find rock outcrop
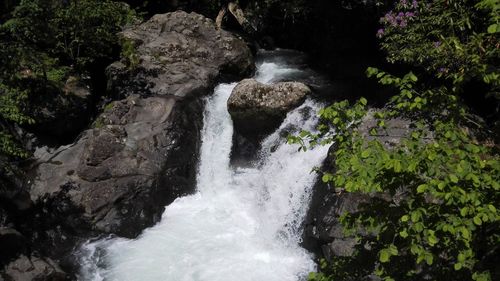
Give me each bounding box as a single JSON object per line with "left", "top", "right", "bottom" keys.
{"left": 30, "top": 95, "right": 202, "bottom": 238}
{"left": 107, "top": 11, "right": 254, "bottom": 99}
{"left": 22, "top": 10, "right": 254, "bottom": 274}
{"left": 227, "top": 79, "right": 310, "bottom": 135}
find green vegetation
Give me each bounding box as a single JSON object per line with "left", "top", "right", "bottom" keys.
{"left": 290, "top": 0, "right": 500, "bottom": 280}
{"left": 121, "top": 37, "right": 140, "bottom": 69}
{"left": 0, "top": 0, "right": 137, "bottom": 158}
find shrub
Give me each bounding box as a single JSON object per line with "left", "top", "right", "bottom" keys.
{"left": 292, "top": 0, "right": 500, "bottom": 280}
{"left": 0, "top": 0, "right": 137, "bottom": 157}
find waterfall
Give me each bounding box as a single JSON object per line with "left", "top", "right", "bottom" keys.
{"left": 77, "top": 51, "right": 329, "bottom": 281}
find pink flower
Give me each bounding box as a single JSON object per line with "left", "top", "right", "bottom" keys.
{"left": 377, "top": 28, "right": 385, "bottom": 38}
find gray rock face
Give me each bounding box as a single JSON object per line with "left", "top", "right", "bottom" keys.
{"left": 31, "top": 95, "right": 201, "bottom": 238}
{"left": 29, "top": 10, "right": 254, "bottom": 246}
{"left": 1, "top": 255, "right": 66, "bottom": 281}
{"left": 227, "top": 79, "right": 310, "bottom": 134}
{"left": 107, "top": 11, "right": 255, "bottom": 99}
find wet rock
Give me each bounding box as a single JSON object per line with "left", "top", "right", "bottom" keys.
{"left": 227, "top": 78, "right": 310, "bottom": 135}
{"left": 1, "top": 255, "right": 66, "bottom": 281}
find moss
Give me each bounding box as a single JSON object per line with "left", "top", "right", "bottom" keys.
{"left": 92, "top": 117, "right": 105, "bottom": 129}
{"left": 120, "top": 38, "right": 140, "bottom": 69}
{"left": 46, "top": 66, "right": 70, "bottom": 85}
{"left": 104, "top": 102, "right": 115, "bottom": 111}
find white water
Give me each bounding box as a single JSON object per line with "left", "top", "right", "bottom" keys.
{"left": 78, "top": 53, "right": 329, "bottom": 281}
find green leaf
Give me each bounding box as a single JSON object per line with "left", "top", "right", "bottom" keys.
{"left": 379, "top": 250, "right": 390, "bottom": 263}
{"left": 450, "top": 174, "right": 459, "bottom": 183}
{"left": 473, "top": 216, "right": 482, "bottom": 225}
{"left": 428, "top": 234, "right": 438, "bottom": 245}
{"left": 411, "top": 211, "right": 421, "bottom": 222}
{"left": 388, "top": 244, "right": 399, "bottom": 255}
{"left": 458, "top": 253, "right": 465, "bottom": 262}
{"left": 394, "top": 160, "right": 402, "bottom": 173}
{"left": 488, "top": 204, "right": 496, "bottom": 212}
{"left": 360, "top": 97, "right": 367, "bottom": 105}
{"left": 461, "top": 227, "right": 470, "bottom": 240}
{"left": 417, "top": 184, "right": 427, "bottom": 193}
{"left": 425, "top": 253, "right": 434, "bottom": 265}
{"left": 361, "top": 149, "right": 371, "bottom": 158}
{"left": 487, "top": 23, "right": 498, "bottom": 33}
{"left": 472, "top": 272, "right": 491, "bottom": 281}
{"left": 408, "top": 72, "right": 418, "bottom": 82}
{"left": 366, "top": 67, "right": 379, "bottom": 77}
{"left": 322, "top": 173, "right": 333, "bottom": 183}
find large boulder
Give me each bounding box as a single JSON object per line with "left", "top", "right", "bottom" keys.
{"left": 30, "top": 95, "right": 201, "bottom": 238}
{"left": 227, "top": 78, "right": 311, "bottom": 134}
{"left": 107, "top": 11, "right": 255, "bottom": 99}
{"left": 27, "top": 10, "right": 254, "bottom": 264}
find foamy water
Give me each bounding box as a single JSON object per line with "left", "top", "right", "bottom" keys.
{"left": 77, "top": 52, "right": 328, "bottom": 281}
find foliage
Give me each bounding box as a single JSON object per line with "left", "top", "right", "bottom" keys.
{"left": 0, "top": 0, "right": 137, "bottom": 157}
{"left": 5, "top": 0, "right": 137, "bottom": 70}
{"left": 52, "top": 0, "right": 137, "bottom": 69}
{"left": 120, "top": 37, "right": 140, "bottom": 69}
{"left": 291, "top": 0, "right": 500, "bottom": 280}
{"left": 377, "top": 0, "right": 499, "bottom": 98}
{"left": 293, "top": 75, "right": 499, "bottom": 281}
{"left": 0, "top": 85, "right": 34, "bottom": 158}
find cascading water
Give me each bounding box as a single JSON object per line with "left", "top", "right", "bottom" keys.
{"left": 78, "top": 50, "right": 329, "bottom": 281}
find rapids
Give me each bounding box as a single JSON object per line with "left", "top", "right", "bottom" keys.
{"left": 77, "top": 50, "right": 329, "bottom": 281}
